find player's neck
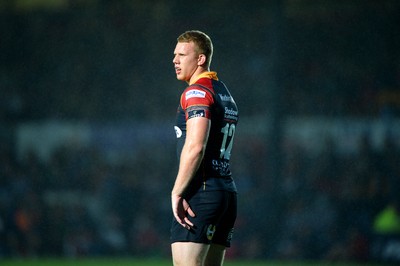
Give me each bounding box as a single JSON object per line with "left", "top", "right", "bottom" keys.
{"left": 189, "top": 68, "right": 211, "bottom": 85}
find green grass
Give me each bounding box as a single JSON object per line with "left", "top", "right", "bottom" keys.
{"left": 0, "top": 258, "right": 384, "bottom": 266}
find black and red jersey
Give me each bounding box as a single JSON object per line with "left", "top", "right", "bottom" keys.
{"left": 174, "top": 72, "right": 239, "bottom": 194}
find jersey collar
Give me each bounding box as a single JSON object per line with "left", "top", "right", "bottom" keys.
{"left": 189, "top": 71, "right": 218, "bottom": 85}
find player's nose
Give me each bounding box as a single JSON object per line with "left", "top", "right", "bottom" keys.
{"left": 172, "top": 54, "right": 179, "bottom": 64}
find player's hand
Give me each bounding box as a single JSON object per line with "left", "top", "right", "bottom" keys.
{"left": 171, "top": 194, "right": 195, "bottom": 230}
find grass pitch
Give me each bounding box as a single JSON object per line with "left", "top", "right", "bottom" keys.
{"left": 0, "top": 258, "right": 384, "bottom": 266}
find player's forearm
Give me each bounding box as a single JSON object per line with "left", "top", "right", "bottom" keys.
{"left": 172, "top": 142, "right": 205, "bottom": 196}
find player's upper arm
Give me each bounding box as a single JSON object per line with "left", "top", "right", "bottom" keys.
{"left": 181, "top": 86, "right": 214, "bottom": 120}
{"left": 185, "top": 116, "right": 211, "bottom": 149}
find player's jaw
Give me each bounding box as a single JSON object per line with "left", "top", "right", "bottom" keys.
{"left": 175, "top": 65, "right": 192, "bottom": 82}
{"left": 174, "top": 66, "right": 185, "bottom": 81}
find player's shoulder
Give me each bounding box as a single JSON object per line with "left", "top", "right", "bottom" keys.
{"left": 195, "top": 77, "right": 216, "bottom": 92}
{"left": 183, "top": 82, "right": 214, "bottom": 98}
{"left": 187, "top": 79, "right": 216, "bottom": 94}
{"left": 183, "top": 86, "right": 207, "bottom": 101}
{"left": 180, "top": 83, "right": 215, "bottom": 109}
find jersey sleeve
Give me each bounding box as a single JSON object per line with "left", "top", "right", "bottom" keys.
{"left": 180, "top": 86, "right": 214, "bottom": 120}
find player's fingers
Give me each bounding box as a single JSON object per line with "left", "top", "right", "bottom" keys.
{"left": 187, "top": 206, "right": 196, "bottom": 217}
{"left": 175, "top": 215, "right": 190, "bottom": 229}
{"left": 173, "top": 211, "right": 184, "bottom": 224}
{"left": 184, "top": 217, "right": 194, "bottom": 227}
{"left": 177, "top": 217, "right": 189, "bottom": 229}
{"left": 173, "top": 211, "right": 190, "bottom": 229}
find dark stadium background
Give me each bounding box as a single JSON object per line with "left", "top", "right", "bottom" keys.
{"left": 1, "top": 0, "right": 400, "bottom": 264}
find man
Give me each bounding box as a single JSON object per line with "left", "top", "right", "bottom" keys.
{"left": 171, "top": 30, "right": 239, "bottom": 266}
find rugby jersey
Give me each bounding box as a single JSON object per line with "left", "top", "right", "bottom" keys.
{"left": 174, "top": 72, "right": 239, "bottom": 195}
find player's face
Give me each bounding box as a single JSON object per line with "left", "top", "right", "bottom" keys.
{"left": 173, "top": 41, "right": 200, "bottom": 83}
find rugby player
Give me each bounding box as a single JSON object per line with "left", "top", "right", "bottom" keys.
{"left": 171, "top": 30, "right": 239, "bottom": 266}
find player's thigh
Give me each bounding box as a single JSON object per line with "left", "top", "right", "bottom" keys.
{"left": 171, "top": 242, "right": 210, "bottom": 266}
{"left": 211, "top": 191, "right": 237, "bottom": 247}
{"left": 204, "top": 243, "right": 226, "bottom": 266}
{"left": 171, "top": 191, "right": 231, "bottom": 245}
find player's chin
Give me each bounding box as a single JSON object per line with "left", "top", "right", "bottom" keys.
{"left": 176, "top": 75, "right": 186, "bottom": 81}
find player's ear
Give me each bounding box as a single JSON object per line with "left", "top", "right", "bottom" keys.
{"left": 198, "top": 54, "right": 207, "bottom": 66}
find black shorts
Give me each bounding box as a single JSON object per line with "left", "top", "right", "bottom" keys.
{"left": 170, "top": 190, "right": 237, "bottom": 247}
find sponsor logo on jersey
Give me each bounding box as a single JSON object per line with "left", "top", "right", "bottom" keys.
{"left": 224, "top": 107, "right": 238, "bottom": 116}
{"left": 174, "top": 126, "right": 182, "bottom": 138}
{"left": 224, "top": 107, "right": 238, "bottom": 121}
{"left": 186, "top": 89, "right": 206, "bottom": 100}
{"left": 218, "top": 93, "right": 234, "bottom": 103}
{"left": 212, "top": 159, "right": 231, "bottom": 175}
{"left": 206, "top": 224, "right": 216, "bottom": 241}
{"left": 188, "top": 110, "right": 205, "bottom": 119}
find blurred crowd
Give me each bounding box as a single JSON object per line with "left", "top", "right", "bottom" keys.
{"left": 0, "top": 142, "right": 169, "bottom": 257}
{"left": 230, "top": 130, "right": 400, "bottom": 262}
{"left": 1, "top": 1, "right": 399, "bottom": 122}
{"left": 1, "top": 0, "right": 400, "bottom": 263}
{"left": 1, "top": 126, "right": 400, "bottom": 262}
